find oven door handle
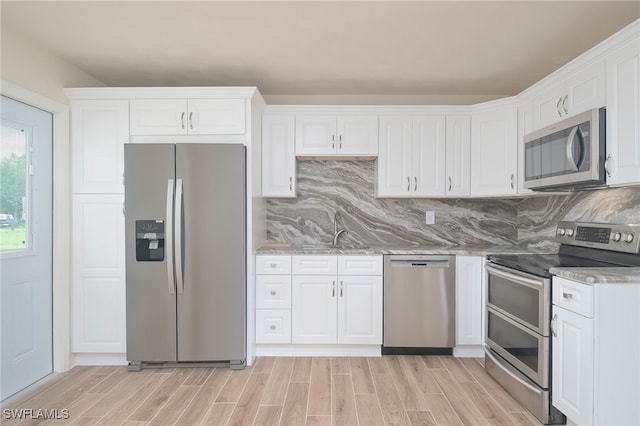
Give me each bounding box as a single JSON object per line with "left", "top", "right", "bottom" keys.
{"left": 485, "top": 263, "right": 545, "bottom": 289}
{"left": 484, "top": 347, "right": 543, "bottom": 396}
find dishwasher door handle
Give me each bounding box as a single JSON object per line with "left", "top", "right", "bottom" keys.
{"left": 390, "top": 260, "right": 450, "bottom": 268}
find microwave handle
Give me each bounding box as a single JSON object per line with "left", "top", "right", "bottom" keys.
{"left": 566, "top": 126, "right": 582, "bottom": 172}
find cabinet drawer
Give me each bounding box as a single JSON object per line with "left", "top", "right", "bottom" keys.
{"left": 553, "top": 277, "right": 594, "bottom": 318}
{"left": 256, "top": 275, "right": 292, "bottom": 309}
{"left": 338, "top": 255, "right": 383, "bottom": 275}
{"left": 256, "top": 255, "right": 291, "bottom": 274}
{"left": 292, "top": 255, "right": 338, "bottom": 275}
{"left": 256, "top": 310, "right": 291, "bottom": 344}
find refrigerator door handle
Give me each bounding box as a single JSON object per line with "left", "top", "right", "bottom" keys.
{"left": 175, "top": 178, "right": 185, "bottom": 294}
{"left": 166, "top": 179, "right": 176, "bottom": 294}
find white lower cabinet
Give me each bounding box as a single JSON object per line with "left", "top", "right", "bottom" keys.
{"left": 256, "top": 255, "right": 382, "bottom": 348}
{"left": 72, "top": 194, "right": 126, "bottom": 353}
{"left": 552, "top": 276, "right": 640, "bottom": 425}
{"left": 455, "top": 255, "right": 484, "bottom": 348}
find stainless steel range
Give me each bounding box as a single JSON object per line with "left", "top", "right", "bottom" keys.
{"left": 484, "top": 221, "right": 640, "bottom": 424}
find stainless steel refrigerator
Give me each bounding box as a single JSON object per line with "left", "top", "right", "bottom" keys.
{"left": 124, "top": 143, "right": 246, "bottom": 370}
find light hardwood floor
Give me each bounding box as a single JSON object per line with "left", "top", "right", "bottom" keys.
{"left": 2, "top": 356, "right": 543, "bottom": 425}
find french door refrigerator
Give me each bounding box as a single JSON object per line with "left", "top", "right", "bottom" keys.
{"left": 124, "top": 143, "right": 246, "bottom": 370}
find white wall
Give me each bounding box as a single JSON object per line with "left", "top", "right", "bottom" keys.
{"left": 1, "top": 26, "right": 105, "bottom": 104}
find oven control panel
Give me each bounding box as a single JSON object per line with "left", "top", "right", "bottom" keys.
{"left": 555, "top": 221, "right": 640, "bottom": 254}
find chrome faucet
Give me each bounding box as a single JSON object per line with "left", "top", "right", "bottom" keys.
{"left": 332, "top": 211, "right": 348, "bottom": 246}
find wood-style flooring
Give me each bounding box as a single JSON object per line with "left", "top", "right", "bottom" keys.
{"left": 2, "top": 356, "right": 543, "bottom": 425}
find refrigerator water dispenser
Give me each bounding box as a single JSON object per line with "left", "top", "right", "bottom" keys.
{"left": 135, "top": 220, "right": 165, "bottom": 261}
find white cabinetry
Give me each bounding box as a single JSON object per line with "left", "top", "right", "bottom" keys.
{"left": 71, "top": 194, "right": 126, "bottom": 353}
{"left": 445, "top": 115, "right": 471, "bottom": 196}
{"left": 295, "top": 115, "right": 378, "bottom": 156}
{"left": 533, "top": 60, "right": 605, "bottom": 130}
{"left": 255, "top": 255, "right": 292, "bottom": 344}
{"left": 262, "top": 114, "right": 296, "bottom": 197}
{"left": 471, "top": 102, "right": 518, "bottom": 196}
{"left": 605, "top": 35, "right": 640, "bottom": 186}
{"left": 552, "top": 276, "right": 640, "bottom": 425}
{"left": 291, "top": 255, "right": 382, "bottom": 345}
{"left": 517, "top": 101, "right": 534, "bottom": 195}
{"left": 129, "top": 98, "right": 245, "bottom": 135}
{"left": 455, "top": 256, "right": 484, "bottom": 348}
{"left": 71, "top": 99, "right": 129, "bottom": 193}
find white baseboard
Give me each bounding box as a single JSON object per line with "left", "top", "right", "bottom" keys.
{"left": 453, "top": 346, "right": 485, "bottom": 358}
{"left": 72, "top": 353, "right": 128, "bottom": 366}
{"left": 256, "top": 345, "right": 381, "bottom": 357}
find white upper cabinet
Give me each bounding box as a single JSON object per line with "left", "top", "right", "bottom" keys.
{"left": 445, "top": 115, "right": 471, "bottom": 196}
{"left": 605, "top": 35, "right": 640, "bottom": 186}
{"left": 412, "top": 116, "right": 447, "bottom": 196}
{"left": 471, "top": 102, "right": 518, "bottom": 197}
{"left": 71, "top": 99, "right": 129, "bottom": 194}
{"left": 262, "top": 114, "right": 296, "bottom": 197}
{"left": 517, "top": 101, "right": 534, "bottom": 195}
{"left": 533, "top": 60, "right": 606, "bottom": 130}
{"left": 377, "top": 116, "right": 413, "bottom": 197}
{"left": 295, "top": 115, "right": 378, "bottom": 156}
{"left": 129, "top": 98, "right": 245, "bottom": 135}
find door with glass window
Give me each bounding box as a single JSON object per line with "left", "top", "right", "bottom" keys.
{"left": 1, "top": 96, "right": 53, "bottom": 401}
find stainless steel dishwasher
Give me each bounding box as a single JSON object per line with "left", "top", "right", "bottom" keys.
{"left": 383, "top": 255, "right": 455, "bottom": 355}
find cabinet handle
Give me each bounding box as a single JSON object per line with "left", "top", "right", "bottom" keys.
{"left": 289, "top": 176, "right": 293, "bottom": 191}
{"left": 332, "top": 281, "right": 336, "bottom": 297}
{"left": 270, "top": 325, "right": 276, "bottom": 330}
{"left": 407, "top": 177, "right": 410, "bottom": 192}
{"left": 604, "top": 154, "right": 613, "bottom": 177}
{"left": 562, "top": 94, "right": 569, "bottom": 114}
{"left": 510, "top": 173, "right": 514, "bottom": 190}
{"left": 414, "top": 176, "right": 418, "bottom": 191}
{"left": 122, "top": 203, "right": 125, "bottom": 215}
{"left": 270, "top": 290, "right": 277, "bottom": 296}
{"left": 340, "top": 281, "right": 343, "bottom": 297}
{"left": 339, "top": 134, "right": 342, "bottom": 149}
{"left": 448, "top": 176, "right": 452, "bottom": 191}
{"left": 270, "top": 263, "right": 277, "bottom": 268}
{"left": 562, "top": 292, "right": 573, "bottom": 300}
{"left": 189, "top": 112, "right": 193, "bottom": 130}
{"left": 556, "top": 97, "right": 563, "bottom": 117}
{"left": 181, "top": 112, "right": 186, "bottom": 129}
{"left": 550, "top": 314, "right": 557, "bottom": 337}
{"left": 332, "top": 134, "right": 335, "bottom": 149}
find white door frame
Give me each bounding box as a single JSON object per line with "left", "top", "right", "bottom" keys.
{"left": 2, "top": 80, "right": 72, "bottom": 372}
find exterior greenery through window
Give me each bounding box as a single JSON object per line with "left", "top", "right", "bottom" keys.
{"left": 0, "top": 122, "right": 28, "bottom": 252}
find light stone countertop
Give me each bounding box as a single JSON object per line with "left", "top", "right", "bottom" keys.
{"left": 549, "top": 267, "right": 640, "bottom": 284}
{"left": 256, "top": 244, "right": 554, "bottom": 257}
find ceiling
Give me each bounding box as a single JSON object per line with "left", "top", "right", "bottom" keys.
{"left": 2, "top": 1, "right": 640, "bottom": 104}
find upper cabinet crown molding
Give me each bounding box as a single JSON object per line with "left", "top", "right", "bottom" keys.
{"left": 65, "top": 86, "right": 263, "bottom": 100}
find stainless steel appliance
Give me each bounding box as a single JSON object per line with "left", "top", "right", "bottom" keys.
{"left": 485, "top": 221, "right": 640, "bottom": 424}
{"left": 524, "top": 108, "right": 606, "bottom": 191}
{"left": 124, "top": 143, "right": 246, "bottom": 370}
{"left": 383, "top": 255, "right": 455, "bottom": 354}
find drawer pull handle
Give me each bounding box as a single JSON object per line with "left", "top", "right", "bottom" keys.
{"left": 270, "top": 325, "right": 276, "bottom": 330}
{"left": 270, "top": 290, "right": 277, "bottom": 296}
{"left": 562, "top": 292, "right": 573, "bottom": 300}
{"left": 270, "top": 263, "right": 277, "bottom": 268}
{"left": 550, "top": 314, "right": 557, "bottom": 337}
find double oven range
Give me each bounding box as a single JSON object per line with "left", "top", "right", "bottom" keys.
{"left": 484, "top": 221, "right": 640, "bottom": 424}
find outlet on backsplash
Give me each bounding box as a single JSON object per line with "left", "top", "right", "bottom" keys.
{"left": 425, "top": 211, "right": 435, "bottom": 225}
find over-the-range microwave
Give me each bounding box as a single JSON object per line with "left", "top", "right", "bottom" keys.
{"left": 524, "top": 108, "right": 606, "bottom": 191}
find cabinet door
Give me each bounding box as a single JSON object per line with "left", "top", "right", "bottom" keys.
{"left": 262, "top": 115, "right": 296, "bottom": 197}
{"left": 337, "top": 276, "right": 382, "bottom": 344}
{"left": 455, "top": 256, "right": 483, "bottom": 345}
{"left": 471, "top": 105, "right": 517, "bottom": 196}
{"left": 292, "top": 275, "right": 337, "bottom": 344}
{"left": 72, "top": 194, "right": 126, "bottom": 353}
{"left": 337, "top": 116, "right": 378, "bottom": 156}
{"left": 129, "top": 99, "right": 187, "bottom": 135}
{"left": 295, "top": 115, "right": 336, "bottom": 156}
{"left": 445, "top": 115, "right": 471, "bottom": 196}
{"left": 256, "top": 310, "right": 291, "bottom": 344}
{"left": 552, "top": 306, "right": 594, "bottom": 425}
{"left": 188, "top": 99, "right": 245, "bottom": 135}
{"left": 533, "top": 84, "right": 565, "bottom": 130}
{"left": 564, "top": 60, "right": 606, "bottom": 118}
{"left": 412, "top": 115, "right": 446, "bottom": 196}
{"left": 606, "top": 37, "right": 640, "bottom": 186}
{"left": 377, "top": 116, "right": 413, "bottom": 197}
{"left": 71, "top": 99, "right": 129, "bottom": 193}
{"left": 256, "top": 275, "right": 292, "bottom": 309}
{"left": 517, "top": 102, "right": 534, "bottom": 195}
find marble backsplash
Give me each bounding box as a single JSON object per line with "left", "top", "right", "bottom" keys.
{"left": 266, "top": 161, "right": 640, "bottom": 249}
{"left": 266, "top": 161, "right": 520, "bottom": 247}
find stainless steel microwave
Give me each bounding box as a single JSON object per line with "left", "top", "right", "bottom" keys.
{"left": 523, "top": 108, "right": 606, "bottom": 191}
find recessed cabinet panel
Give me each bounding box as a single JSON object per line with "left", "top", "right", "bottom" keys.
{"left": 256, "top": 275, "right": 292, "bottom": 309}
{"left": 130, "top": 99, "right": 187, "bottom": 135}
{"left": 295, "top": 115, "right": 336, "bottom": 155}
{"left": 256, "top": 310, "right": 291, "bottom": 344}
{"left": 377, "top": 116, "right": 413, "bottom": 197}
{"left": 455, "top": 256, "right": 483, "bottom": 346}
{"left": 337, "top": 276, "right": 382, "bottom": 344}
{"left": 338, "top": 256, "right": 383, "bottom": 276}
{"left": 445, "top": 115, "right": 471, "bottom": 196}
{"left": 337, "top": 116, "right": 378, "bottom": 155}
{"left": 256, "top": 255, "right": 292, "bottom": 275}
{"left": 292, "top": 255, "right": 338, "bottom": 275}
{"left": 292, "top": 275, "right": 338, "bottom": 344}
{"left": 188, "top": 98, "right": 245, "bottom": 135}
{"left": 413, "top": 116, "right": 446, "bottom": 196}
{"left": 262, "top": 115, "right": 296, "bottom": 197}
